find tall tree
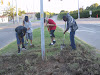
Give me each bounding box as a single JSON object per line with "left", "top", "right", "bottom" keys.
{"left": 86, "top": 3, "right": 99, "bottom": 10}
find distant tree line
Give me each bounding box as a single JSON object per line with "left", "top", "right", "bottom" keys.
{"left": 35, "top": 12, "right": 56, "bottom": 20}
{"left": 58, "top": 3, "right": 100, "bottom": 19}
{"left": 3, "top": 7, "right": 26, "bottom": 20}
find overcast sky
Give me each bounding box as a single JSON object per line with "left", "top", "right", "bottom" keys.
{"left": 1, "top": 0, "right": 100, "bottom": 13}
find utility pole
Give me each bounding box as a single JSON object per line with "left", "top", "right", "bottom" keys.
{"left": 12, "top": 0, "right": 14, "bottom": 24}
{"left": 40, "top": 0, "right": 45, "bottom": 60}
{"left": 16, "top": 0, "right": 18, "bottom": 23}
{"left": 78, "top": 0, "right": 80, "bottom": 19}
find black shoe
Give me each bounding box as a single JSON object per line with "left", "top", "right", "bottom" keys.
{"left": 18, "top": 48, "right": 20, "bottom": 53}
{"left": 49, "top": 43, "right": 54, "bottom": 46}
{"left": 53, "top": 41, "right": 56, "bottom": 44}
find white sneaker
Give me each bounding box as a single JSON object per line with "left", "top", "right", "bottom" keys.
{"left": 22, "top": 48, "right": 26, "bottom": 50}
{"left": 26, "top": 42, "right": 28, "bottom": 44}
{"left": 30, "top": 44, "right": 32, "bottom": 46}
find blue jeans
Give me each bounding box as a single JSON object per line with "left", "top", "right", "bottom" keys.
{"left": 16, "top": 33, "right": 24, "bottom": 44}
{"left": 70, "top": 31, "right": 76, "bottom": 49}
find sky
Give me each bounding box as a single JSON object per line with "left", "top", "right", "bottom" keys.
{"left": 0, "top": 0, "right": 100, "bottom": 13}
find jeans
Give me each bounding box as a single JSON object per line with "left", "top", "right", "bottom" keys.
{"left": 70, "top": 31, "right": 76, "bottom": 49}
{"left": 16, "top": 33, "right": 24, "bottom": 44}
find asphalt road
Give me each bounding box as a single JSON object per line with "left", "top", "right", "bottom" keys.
{"left": 0, "top": 22, "right": 40, "bottom": 49}
{"left": 58, "top": 24, "right": 100, "bottom": 50}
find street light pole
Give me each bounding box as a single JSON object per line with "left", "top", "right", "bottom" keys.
{"left": 16, "top": 0, "right": 18, "bottom": 23}
{"left": 12, "top": 0, "right": 14, "bottom": 24}
{"left": 40, "top": 0, "right": 45, "bottom": 60}
{"left": 78, "top": 0, "right": 80, "bottom": 19}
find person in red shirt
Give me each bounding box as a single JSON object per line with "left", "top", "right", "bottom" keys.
{"left": 44, "top": 18, "right": 56, "bottom": 46}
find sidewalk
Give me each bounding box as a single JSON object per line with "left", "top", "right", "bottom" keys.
{"left": 55, "top": 18, "right": 100, "bottom": 25}
{"left": 76, "top": 18, "right": 100, "bottom": 24}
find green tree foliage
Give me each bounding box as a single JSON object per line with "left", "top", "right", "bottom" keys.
{"left": 97, "top": 6, "right": 100, "bottom": 9}
{"left": 6, "top": 7, "right": 15, "bottom": 19}
{"left": 45, "top": 11, "right": 50, "bottom": 18}
{"left": 35, "top": 12, "right": 40, "bottom": 19}
{"left": 58, "top": 3, "right": 100, "bottom": 19}
{"left": 57, "top": 12, "right": 68, "bottom": 20}
{"left": 57, "top": 10, "right": 68, "bottom": 20}
{"left": 86, "top": 3, "right": 99, "bottom": 10}
{"left": 6, "top": 7, "right": 25, "bottom": 19}
{"left": 18, "top": 8, "right": 26, "bottom": 16}
{"left": 35, "top": 12, "right": 55, "bottom": 19}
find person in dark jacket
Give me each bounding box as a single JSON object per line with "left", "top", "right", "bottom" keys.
{"left": 63, "top": 13, "right": 78, "bottom": 50}
{"left": 15, "top": 26, "right": 27, "bottom": 53}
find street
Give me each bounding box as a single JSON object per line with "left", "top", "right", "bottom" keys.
{"left": 58, "top": 24, "right": 100, "bottom": 50}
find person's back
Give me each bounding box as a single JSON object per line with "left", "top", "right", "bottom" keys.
{"left": 48, "top": 19, "right": 56, "bottom": 31}
{"left": 15, "top": 26, "right": 27, "bottom": 36}
{"left": 15, "top": 26, "right": 27, "bottom": 53}
{"left": 66, "top": 13, "right": 78, "bottom": 31}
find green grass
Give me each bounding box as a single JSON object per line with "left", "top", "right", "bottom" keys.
{"left": 0, "top": 27, "right": 70, "bottom": 56}
{"left": 0, "top": 27, "right": 99, "bottom": 57}
{"left": 31, "top": 20, "right": 39, "bottom": 22}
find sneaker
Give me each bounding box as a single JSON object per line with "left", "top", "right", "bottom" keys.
{"left": 30, "top": 44, "right": 32, "bottom": 46}
{"left": 18, "top": 48, "right": 20, "bottom": 53}
{"left": 22, "top": 46, "right": 26, "bottom": 50}
{"left": 53, "top": 41, "right": 56, "bottom": 44}
{"left": 49, "top": 43, "right": 54, "bottom": 46}
{"left": 26, "top": 42, "right": 28, "bottom": 44}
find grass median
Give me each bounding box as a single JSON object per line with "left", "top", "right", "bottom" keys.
{"left": 0, "top": 27, "right": 70, "bottom": 56}
{"left": 0, "top": 27, "right": 100, "bottom": 75}
{"left": 0, "top": 26, "right": 98, "bottom": 56}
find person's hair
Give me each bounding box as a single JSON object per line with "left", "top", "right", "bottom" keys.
{"left": 63, "top": 15, "right": 67, "bottom": 22}
{"left": 25, "top": 16, "right": 29, "bottom": 22}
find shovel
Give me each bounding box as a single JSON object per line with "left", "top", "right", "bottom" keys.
{"left": 60, "top": 22, "right": 66, "bottom": 50}
{"left": 24, "top": 35, "right": 28, "bottom": 49}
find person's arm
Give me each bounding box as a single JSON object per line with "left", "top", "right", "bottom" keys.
{"left": 46, "top": 24, "right": 56, "bottom": 26}
{"left": 23, "top": 20, "right": 25, "bottom": 26}
{"left": 64, "top": 22, "right": 69, "bottom": 34}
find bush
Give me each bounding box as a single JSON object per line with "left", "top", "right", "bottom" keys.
{"left": 57, "top": 9, "right": 100, "bottom": 19}
{"left": 35, "top": 12, "right": 46, "bottom": 20}
{"left": 92, "top": 9, "right": 100, "bottom": 17}
{"left": 70, "top": 12, "right": 78, "bottom": 19}
{"left": 57, "top": 12, "right": 67, "bottom": 20}
{"left": 80, "top": 10, "right": 90, "bottom": 18}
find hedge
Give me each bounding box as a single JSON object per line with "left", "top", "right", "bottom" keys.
{"left": 57, "top": 9, "right": 100, "bottom": 20}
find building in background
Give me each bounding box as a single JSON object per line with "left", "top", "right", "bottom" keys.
{"left": 22, "top": 12, "right": 37, "bottom": 21}
{"left": 0, "top": 9, "right": 8, "bottom": 23}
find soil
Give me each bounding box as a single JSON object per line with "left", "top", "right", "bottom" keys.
{"left": 0, "top": 44, "right": 100, "bottom": 75}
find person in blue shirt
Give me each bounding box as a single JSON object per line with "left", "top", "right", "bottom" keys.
{"left": 15, "top": 26, "right": 27, "bottom": 53}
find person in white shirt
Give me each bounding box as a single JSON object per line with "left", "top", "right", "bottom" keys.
{"left": 23, "top": 16, "right": 33, "bottom": 46}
